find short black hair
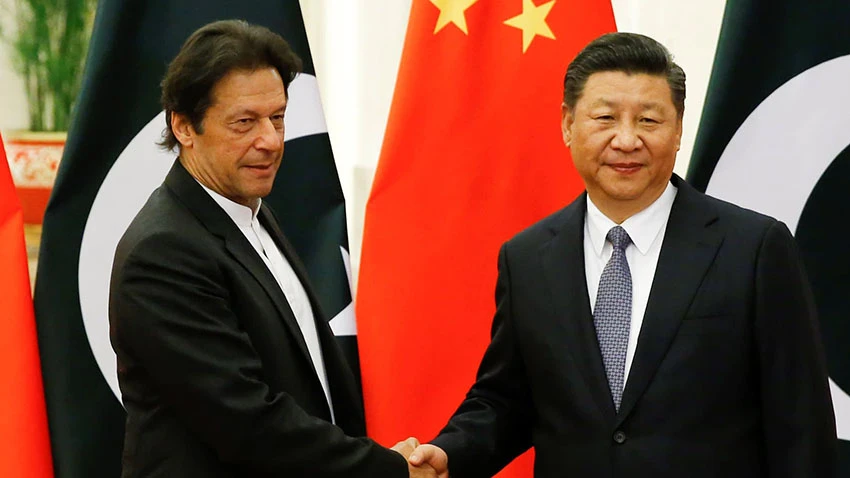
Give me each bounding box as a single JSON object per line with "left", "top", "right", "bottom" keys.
{"left": 159, "top": 19, "right": 302, "bottom": 150}
{"left": 563, "top": 32, "right": 685, "bottom": 117}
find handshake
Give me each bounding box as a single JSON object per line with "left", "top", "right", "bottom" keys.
{"left": 391, "top": 437, "right": 449, "bottom": 478}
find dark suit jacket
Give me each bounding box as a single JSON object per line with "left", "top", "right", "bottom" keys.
{"left": 432, "top": 175, "right": 837, "bottom": 477}
{"left": 109, "top": 160, "right": 407, "bottom": 477}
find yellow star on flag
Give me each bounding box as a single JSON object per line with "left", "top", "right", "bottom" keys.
{"left": 504, "top": 0, "right": 557, "bottom": 52}
{"left": 430, "top": 0, "right": 479, "bottom": 35}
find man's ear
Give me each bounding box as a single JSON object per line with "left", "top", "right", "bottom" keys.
{"left": 171, "top": 112, "right": 195, "bottom": 149}
{"left": 561, "top": 103, "right": 574, "bottom": 147}
{"left": 674, "top": 114, "right": 683, "bottom": 152}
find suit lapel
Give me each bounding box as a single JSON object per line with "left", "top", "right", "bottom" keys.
{"left": 616, "top": 177, "right": 724, "bottom": 424}
{"left": 222, "top": 234, "right": 319, "bottom": 380}
{"left": 163, "top": 160, "right": 316, "bottom": 375}
{"left": 257, "top": 205, "right": 345, "bottom": 369}
{"left": 258, "top": 203, "right": 363, "bottom": 427}
{"left": 257, "top": 204, "right": 327, "bottom": 329}
{"left": 540, "top": 194, "right": 617, "bottom": 421}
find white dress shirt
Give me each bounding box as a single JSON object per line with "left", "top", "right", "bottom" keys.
{"left": 584, "top": 181, "right": 678, "bottom": 389}
{"left": 199, "top": 183, "right": 335, "bottom": 423}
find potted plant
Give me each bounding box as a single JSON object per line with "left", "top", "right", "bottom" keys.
{"left": 1, "top": 0, "right": 97, "bottom": 224}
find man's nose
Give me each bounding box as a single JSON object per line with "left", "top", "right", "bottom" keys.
{"left": 254, "top": 117, "right": 284, "bottom": 151}
{"left": 610, "top": 122, "right": 642, "bottom": 151}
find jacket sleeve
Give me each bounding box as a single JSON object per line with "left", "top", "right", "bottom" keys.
{"left": 109, "top": 229, "right": 407, "bottom": 477}
{"left": 753, "top": 220, "right": 837, "bottom": 477}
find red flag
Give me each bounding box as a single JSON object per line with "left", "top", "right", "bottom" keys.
{"left": 0, "top": 133, "right": 53, "bottom": 476}
{"left": 357, "top": 0, "right": 615, "bottom": 475}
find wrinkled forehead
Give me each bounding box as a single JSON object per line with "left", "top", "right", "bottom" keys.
{"left": 210, "top": 66, "right": 287, "bottom": 96}
{"left": 207, "top": 67, "right": 288, "bottom": 109}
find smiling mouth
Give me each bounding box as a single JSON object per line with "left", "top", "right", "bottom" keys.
{"left": 245, "top": 163, "right": 274, "bottom": 170}
{"left": 606, "top": 163, "right": 642, "bottom": 173}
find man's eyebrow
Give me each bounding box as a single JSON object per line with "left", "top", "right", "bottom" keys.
{"left": 225, "top": 108, "right": 260, "bottom": 119}
{"left": 588, "top": 98, "right": 616, "bottom": 108}
{"left": 639, "top": 100, "right": 665, "bottom": 111}
{"left": 225, "top": 104, "right": 287, "bottom": 120}
{"left": 586, "top": 98, "right": 665, "bottom": 111}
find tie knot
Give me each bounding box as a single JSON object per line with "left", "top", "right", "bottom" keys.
{"left": 607, "top": 226, "right": 631, "bottom": 251}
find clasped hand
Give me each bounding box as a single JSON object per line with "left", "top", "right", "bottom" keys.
{"left": 392, "top": 437, "right": 449, "bottom": 478}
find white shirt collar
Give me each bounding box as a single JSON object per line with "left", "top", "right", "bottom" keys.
{"left": 195, "top": 180, "right": 261, "bottom": 228}
{"left": 586, "top": 180, "right": 678, "bottom": 257}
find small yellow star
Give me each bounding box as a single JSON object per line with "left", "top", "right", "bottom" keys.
{"left": 430, "top": 0, "right": 479, "bottom": 35}
{"left": 504, "top": 0, "right": 557, "bottom": 52}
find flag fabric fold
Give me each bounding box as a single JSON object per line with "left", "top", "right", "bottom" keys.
{"left": 357, "top": 1, "right": 615, "bottom": 476}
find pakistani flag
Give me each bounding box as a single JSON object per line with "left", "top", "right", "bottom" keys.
{"left": 688, "top": 0, "right": 850, "bottom": 472}
{"left": 33, "top": 1, "right": 358, "bottom": 476}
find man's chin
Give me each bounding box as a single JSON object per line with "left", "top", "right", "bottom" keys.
{"left": 256, "top": 185, "right": 276, "bottom": 200}
{"left": 600, "top": 183, "right": 644, "bottom": 201}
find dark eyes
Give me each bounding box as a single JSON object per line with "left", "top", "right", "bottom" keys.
{"left": 593, "top": 115, "right": 661, "bottom": 124}
{"left": 232, "top": 115, "right": 285, "bottom": 128}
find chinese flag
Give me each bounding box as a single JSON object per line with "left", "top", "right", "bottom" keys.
{"left": 357, "top": 0, "right": 615, "bottom": 476}
{"left": 0, "top": 133, "right": 53, "bottom": 476}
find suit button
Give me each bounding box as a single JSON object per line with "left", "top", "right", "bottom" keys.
{"left": 613, "top": 431, "right": 627, "bottom": 444}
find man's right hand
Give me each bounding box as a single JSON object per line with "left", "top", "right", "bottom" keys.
{"left": 408, "top": 461, "right": 439, "bottom": 478}
{"left": 409, "top": 444, "right": 449, "bottom": 478}
{"left": 391, "top": 437, "right": 440, "bottom": 477}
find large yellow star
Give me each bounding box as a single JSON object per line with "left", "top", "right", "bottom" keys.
{"left": 430, "top": 0, "right": 479, "bottom": 35}
{"left": 504, "top": 0, "right": 557, "bottom": 52}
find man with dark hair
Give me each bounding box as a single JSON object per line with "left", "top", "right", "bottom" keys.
{"left": 109, "top": 20, "right": 434, "bottom": 477}
{"left": 406, "top": 32, "right": 837, "bottom": 477}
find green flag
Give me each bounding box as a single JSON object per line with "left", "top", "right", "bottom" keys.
{"left": 33, "top": 1, "right": 358, "bottom": 476}
{"left": 688, "top": 0, "right": 850, "bottom": 472}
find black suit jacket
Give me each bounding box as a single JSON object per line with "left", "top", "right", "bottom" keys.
{"left": 109, "top": 160, "right": 407, "bottom": 477}
{"left": 432, "top": 175, "right": 837, "bottom": 477}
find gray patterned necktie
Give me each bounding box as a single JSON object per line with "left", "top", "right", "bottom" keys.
{"left": 593, "top": 225, "right": 632, "bottom": 411}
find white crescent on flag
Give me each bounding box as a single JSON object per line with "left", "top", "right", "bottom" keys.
{"left": 706, "top": 54, "right": 850, "bottom": 440}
